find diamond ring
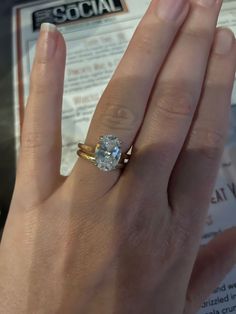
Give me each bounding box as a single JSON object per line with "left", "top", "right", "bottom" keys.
{"left": 77, "top": 135, "right": 131, "bottom": 172}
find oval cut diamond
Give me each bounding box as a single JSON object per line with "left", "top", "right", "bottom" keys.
{"left": 95, "top": 135, "right": 122, "bottom": 171}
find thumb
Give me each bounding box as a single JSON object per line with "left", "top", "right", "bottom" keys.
{"left": 184, "top": 227, "right": 236, "bottom": 313}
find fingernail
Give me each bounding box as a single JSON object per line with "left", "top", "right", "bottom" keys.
{"left": 157, "top": 0, "right": 187, "bottom": 21}
{"left": 195, "top": 0, "right": 215, "bottom": 7}
{"left": 36, "top": 23, "right": 57, "bottom": 63}
{"left": 214, "top": 29, "right": 234, "bottom": 55}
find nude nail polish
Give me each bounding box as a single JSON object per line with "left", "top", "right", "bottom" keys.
{"left": 36, "top": 23, "right": 57, "bottom": 63}
{"left": 41, "top": 22, "right": 57, "bottom": 33}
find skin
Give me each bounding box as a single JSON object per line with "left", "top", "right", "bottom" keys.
{"left": 0, "top": 0, "right": 236, "bottom": 313}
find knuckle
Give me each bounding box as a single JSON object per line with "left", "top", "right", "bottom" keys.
{"left": 135, "top": 27, "right": 157, "bottom": 56}
{"left": 181, "top": 26, "right": 212, "bottom": 43}
{"left": 204, "top": 77, "right": 218, "bottom": 89}
{"left": 30, "top": 80, "right": 45, "bottom": 95}
{"left": 205, "top": 78, "right": 229, "bottom": 91}
{"left": 22, "top": 132, "right": 44, "bottom": 151}
{"left": 190, "top": 128, "right": 225, "bottom": 161}
{"left": 155, "top": 82, "right": 195, "bottom": 119}
{"left": 99, "top": 91, "right": 139, "bottom": 131}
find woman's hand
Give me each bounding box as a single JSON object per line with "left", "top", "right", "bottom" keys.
{"left": 1, "top": 0, "right": 236, "bottom": 313}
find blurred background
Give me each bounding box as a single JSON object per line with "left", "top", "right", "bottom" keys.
{"left": 0, "top": 0, "right": 30, "bottom": 231}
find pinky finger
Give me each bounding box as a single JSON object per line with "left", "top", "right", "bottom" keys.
{"left": 184, "top": 227, "right": 236, "bottom": 314}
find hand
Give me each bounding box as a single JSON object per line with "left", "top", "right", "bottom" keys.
{"left": 1, "top": 0, "right": 236, "bottom": 313}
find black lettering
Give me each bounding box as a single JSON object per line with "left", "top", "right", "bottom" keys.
{"left": 53, "top": 7, "right": 67, "bottom": 23}
{"left": 227, "top": 182, "right": 236, "bottom": 198}
{"left": 99, "top": 0, "right": 112, "bottom": 13}
{"left": 67, "top": 6, "right": 80, "bottom": 21}
{"left": 91, "top": 0, "right": 99, "bottom": 15}
{"left": 108, "top": 0, "right": 121, "bottom": 11}
{"left": 79, "top": 2, "right": 93, "bottom": 18}
{"left": 220, "top": 188, "right": 227, "bottom": 201}
{"left": 228, "top": 282, "right": 236, "bottom": 289}
{"left": 211, "top": 188, "right": 228, "bottom": 204}
{"left": 32, "top": 0, "right": 126, "bottom": 31}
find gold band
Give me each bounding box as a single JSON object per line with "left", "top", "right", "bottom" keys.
{"left": 77, "top": 136, "right": 131, "bottom": 171}
{"left": 77, "top": 150, "right": 126, "bottom": 169}
{"left": 78, "top": 143, "right": 131, "bottom": 161}
{"left": 77, "top": 150, "right": 96, "bottom": 164}
{"left": 78, "top": 143, "right": 94, "bottom": 154}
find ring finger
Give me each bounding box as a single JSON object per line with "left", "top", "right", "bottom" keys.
{"left": 68, "top": 0, "right": 190, "bottom": 198}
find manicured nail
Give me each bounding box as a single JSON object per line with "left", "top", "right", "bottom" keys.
{"left": 214, "top": 29, "right": 235, "bottom": 55}
{"left": 195, "top": 0, "right": 216, "bottom": 8}
{"left": 36, "top": 23, "right": 57, "bottom": 62}
{"left": 157, "top": 0, "right": 187, "bottom": 21}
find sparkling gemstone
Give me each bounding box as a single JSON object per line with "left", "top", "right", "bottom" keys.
{"left": 95, "top": 135, "right": 122, "bottom": 171}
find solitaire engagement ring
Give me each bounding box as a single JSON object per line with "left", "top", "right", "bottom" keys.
{"left": 77, "top": 135, "right": 131, "bottom": 172}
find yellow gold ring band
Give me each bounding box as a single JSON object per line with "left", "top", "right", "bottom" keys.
{"left": 77, "top": 150, "right": 127, "bottom": 170}
{"left": 77, "top": 135, "right": 130, "bottom": 172}
{"left": 78, "top": 143, "right": 130, "bottom": 160}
